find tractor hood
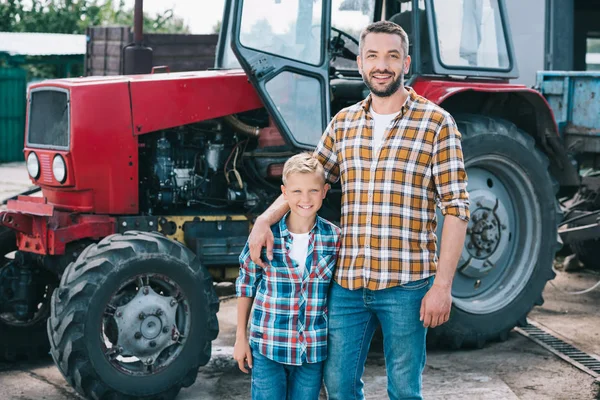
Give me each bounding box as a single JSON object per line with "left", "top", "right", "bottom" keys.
{"left": 30, "top": 69, "right": 264, "bottom": 136}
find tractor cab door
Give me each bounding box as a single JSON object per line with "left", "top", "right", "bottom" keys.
{"left": 228, "top": 0, "right": 332, "bottom": 149}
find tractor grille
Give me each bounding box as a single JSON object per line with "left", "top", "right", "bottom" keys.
{"left": 27, "top": 89, "right": 69, "bottom": 149}
{"left": 516, "top": 320, "right": 600, "bottom": 378}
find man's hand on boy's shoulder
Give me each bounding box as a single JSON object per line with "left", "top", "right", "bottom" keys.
{"left": 249, "top": 217, "right": 274, "bottom": 268}
{"left": 233, "top": 337, "right": 253, "bottom": 373}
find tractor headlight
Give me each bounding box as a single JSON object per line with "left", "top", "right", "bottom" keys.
{"left": 27, "top": 152, "right": 40, "bottom": 179}
{"left": 52, "top": 154, "right": 67, "bottom": 183}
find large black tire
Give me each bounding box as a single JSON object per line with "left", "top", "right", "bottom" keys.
{"left": 48, "top": 231, "right": 219, "bottom": 400}
{"left": 428, "top": 114, "right": 561, "bottom": 348}
{"left": 0, "top": 226, "right": 54, "bottom": 361}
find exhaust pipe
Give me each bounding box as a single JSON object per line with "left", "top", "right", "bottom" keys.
{"left": 122, "top": 0, "right": 153, "bottom": 75}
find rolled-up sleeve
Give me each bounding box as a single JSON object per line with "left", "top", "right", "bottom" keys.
{"left": 236, "top": 242, "right": 262, "bottom": 298}
{"left": 432, "top": 115, "right": 470, "bottom": 222}
{"left": 314, "top": 117, "right": 340, "bottom": 184}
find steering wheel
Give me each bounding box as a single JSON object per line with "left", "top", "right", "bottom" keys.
{"left": 330, "top": 27, "right": 359, "bottom": 60}
{"left": 309, "top": 25, "right": 359, "bottom": 61}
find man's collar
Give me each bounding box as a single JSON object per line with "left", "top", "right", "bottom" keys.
{"left": 360, "top": 86, "right": 416, "bottom": 116}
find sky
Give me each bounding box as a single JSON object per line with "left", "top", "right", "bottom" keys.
{"left": 122, "top": 0, "right": 372, "bottom": 35}
{"left": 122, "top": 0, "right": 226, "bottom": 34}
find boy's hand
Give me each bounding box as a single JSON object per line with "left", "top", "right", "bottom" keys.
{"left": 233, "top": 338, "right": 253, "bottom": 373}
{"left": 249, "top": 218, "right": 274, "bottom": 268}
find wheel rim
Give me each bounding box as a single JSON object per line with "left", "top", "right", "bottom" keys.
{"left": 101, "top": 273, "right": 191, "bottom": 375}
{"left": 450, "top": 155, "right": 542, "bottom": 314}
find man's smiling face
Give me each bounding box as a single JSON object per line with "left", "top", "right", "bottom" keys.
{"left": 357, "top": 32, "right": 411, "bottom": 98}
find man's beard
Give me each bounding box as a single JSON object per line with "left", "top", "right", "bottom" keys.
{"left": 362, "top": 69, "right": 403, "bottom": 98}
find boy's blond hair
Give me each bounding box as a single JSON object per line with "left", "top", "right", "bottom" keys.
{"left": 282, "top": 152, "right": 326, "bottom": 185}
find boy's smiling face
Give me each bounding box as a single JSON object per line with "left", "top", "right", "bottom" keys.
{"left": 281, "top": 172, "right": 329, "bottom": 219}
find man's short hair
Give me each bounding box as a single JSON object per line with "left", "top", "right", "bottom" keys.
{"left": 359, "top": 20, "right": 409, "bottom": 59}
{"left": 282, "top": 152, "right": 325, "bottom": 185}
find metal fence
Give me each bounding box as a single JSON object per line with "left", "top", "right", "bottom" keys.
{"left": 0, "top": 67, "right": 26, "bottom": 163}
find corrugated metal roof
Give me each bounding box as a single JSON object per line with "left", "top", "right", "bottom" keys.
{"left": 0, "top": 32, "right": 86, "bottom": 56}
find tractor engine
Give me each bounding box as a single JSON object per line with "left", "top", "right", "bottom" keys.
{"left": 138, "top": 116, "right": 277, "bottom": 215}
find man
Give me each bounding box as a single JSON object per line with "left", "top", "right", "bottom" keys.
{"left": 248, "top": 21, "right": 470, "bottom": 399}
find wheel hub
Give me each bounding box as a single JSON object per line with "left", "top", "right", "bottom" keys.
{"left": 113, "top": 284, "right": 181, "bottom": 365}
{"left": 458, "top": 190, "right": 511, "bottom": 279}
{"left": 468, "top": 209, "right": 501, "bottom": 257}
{"left": 140, "top": 315, "right": 162, "bottom": 339}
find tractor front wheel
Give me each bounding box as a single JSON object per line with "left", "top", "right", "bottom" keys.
{"left": 48, "top": 231, "right": 219, "bottom": 400}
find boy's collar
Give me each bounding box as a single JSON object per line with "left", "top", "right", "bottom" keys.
{"left": 279, "top": 211, "right": 320, "bottom": 237}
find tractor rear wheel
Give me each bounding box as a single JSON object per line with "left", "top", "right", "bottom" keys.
{"left": 0, "top": 226, "right": 56, "bottom": 361}
{"left": 48, "top": 231, "right": 219, "bottom": 400}
{"left": 428, "top": 114, "right": 561, "bottom": 348}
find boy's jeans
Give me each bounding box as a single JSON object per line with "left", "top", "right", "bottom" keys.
{"left": 324, "top": 276, "right": 433, "bottom": 400}
{"left": 251, "top": 349, "right": 324, "bottom": 400}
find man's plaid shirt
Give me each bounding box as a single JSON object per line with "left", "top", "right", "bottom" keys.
{"left": 236, "top": 214, "right": 341, "bottom": 366}
{"left": 315, "top": 88, "right": 470, "bottom": 290}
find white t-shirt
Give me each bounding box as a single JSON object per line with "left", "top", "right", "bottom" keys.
{"left": 289, "top": 232, "right": 310, "bottom": 276}
{"left": 370, "top": 109, "right": 401, "bottom": 156}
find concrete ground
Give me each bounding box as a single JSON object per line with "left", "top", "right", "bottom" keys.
{"left": 0, "top": 162, "right": 34, "bottom": 209}
{"left": 1, "top": 162, "right": 599, "bottom": 399}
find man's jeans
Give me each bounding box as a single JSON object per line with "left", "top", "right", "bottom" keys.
{"left": 324, "top": 277, "right": 433, "bottom": 400}
{"left": 251, "top": 349, "right": 324, "bottom": 400}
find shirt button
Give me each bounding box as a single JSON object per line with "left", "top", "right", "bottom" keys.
{"left": 365, "top": 244, "right": 370, "bottom": 249}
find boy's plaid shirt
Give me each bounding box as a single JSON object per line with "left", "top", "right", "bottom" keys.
{"left": 236, "top": 214, "right": 341, "bottom": 366}
{"left": 315, "top": 88, "right": 470, "bottom": 291}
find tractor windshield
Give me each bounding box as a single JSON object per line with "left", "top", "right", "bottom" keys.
{"left": 431, "top": 0, "right": 510, "bottom": 69}
{"left": 220, "top": 0, "right": 375, "bottom": 71}
{"left": 330, "top": 0, "right": 376, "bottom": 71}
{"left": 237, "top": 0, "right": 324, "bottom": 66}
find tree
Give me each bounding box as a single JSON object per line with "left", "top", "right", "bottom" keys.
{"left": 0, "top": 0, "right": 190, "bottom": 35}
{"left": 0, "top": 0, "right": 190, "bottom": 79}
{"left": 212, "top": 20, "right": 221, "bottom": 34}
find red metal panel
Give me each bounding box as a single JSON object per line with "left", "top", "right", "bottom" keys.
{"left": 0, "top": 209, "right": 115, "bottom": 255}
{"left": 7, "top": 197, "right": 54, "bottom": 216}
{"left": 25, "top": 81, "right": 139, "bottom": 215}
{"left": 0, "top": 212, "right": 33, "bottom": 235}
{"left": 129, "top": 70, "right": 263, "bottom": 135}
{"left": 411, "top": 77, "right": 560, "bottom": 137}
{"left": 413, "top": 77, "right": 531, "bottom": 103}
{"left": 48, "top": 214, "right": 116, "bottom": 255}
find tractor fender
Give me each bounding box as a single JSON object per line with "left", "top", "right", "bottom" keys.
{"left": 412, "top": 77, "right": 580, "bottom": 190}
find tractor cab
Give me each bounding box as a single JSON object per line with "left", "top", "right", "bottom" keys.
{"left": 217, "top": 0, "right": 518, "bottom": 150}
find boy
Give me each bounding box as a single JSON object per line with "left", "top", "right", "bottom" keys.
{"left": 234, "top": 153, "right": 341, "bottom": 400}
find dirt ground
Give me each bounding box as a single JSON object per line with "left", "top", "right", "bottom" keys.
{"left": 1, "top": 163, "right": 600, "bottom": 399}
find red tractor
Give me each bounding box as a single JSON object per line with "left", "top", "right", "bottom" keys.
{"left": 0, "top": 0, "right": 581, "bottom": 398}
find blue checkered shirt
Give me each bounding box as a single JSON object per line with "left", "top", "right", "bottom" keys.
{"left": 236, "top": 213, "right": 341, "bottom": 366}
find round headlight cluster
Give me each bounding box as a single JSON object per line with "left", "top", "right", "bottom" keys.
{"left": 52, "top": 154, "right": 67, "bottom": 183}
{"left": 27, "top": 152, "right": 40, "bottom": 179}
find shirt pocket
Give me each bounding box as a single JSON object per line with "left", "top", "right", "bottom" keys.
{"left": 315, "top": 253, "right": 336, "bottom": 281}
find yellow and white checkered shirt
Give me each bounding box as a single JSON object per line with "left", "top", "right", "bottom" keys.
{"left": 315, "top": 88, "right": 470, "bottom": 290}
